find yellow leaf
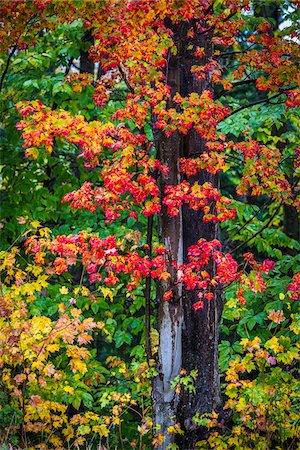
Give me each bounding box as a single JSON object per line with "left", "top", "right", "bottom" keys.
{"left": 159, "top": 271, "right": 171, "bottom": 281}
{"left": 71, "top": 308, "right": 81, "bottom": 318}
{"left": 81, "top": 287, "right": 90, "bottom": 296}
{"left": 59, "top": 286, "right": 69, "bottom": 295}
{"left": 30, "top": 220, "right": 41, "bottom": 229}
{"left": 37, "top": 274, "right": 48, "bottom": 288}
{"left": 39, "top": 227, "right": 51, "bottom": 237}
{"left": 46, "top": 344, "right": 60, "bottom": 353}
{"left": 25, "top": 147, "right": 39, "bottom": 159}
{"left": 265, "top": 336, "right": 283, "bottom": 354}
{"left": 228, "top": 437, "right": 240, "bottom": 446}
{"left": 58, "top": 303, "right": 66, "bottom": 313}
{"left": 30, "top": 265, "right": 43, "bottom": 276}
{"left": 63, "top": 386, "right": 74, "bottom": 394}
{"left": 70, "top": 358, "right": 87, "bottom": 374}
{"left": 99, "top": 286, "right": 114, "bottom": 301}
{"left": 290, "top": 314, "right": 300, "bottom": 335}
{"left": 92, "top": 424, "right": 109, "bottom": 437}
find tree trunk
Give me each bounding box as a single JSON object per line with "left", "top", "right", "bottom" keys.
{"left": 153, "top": 22, "right": 223, "bottom": 450}
{"left": 152, "top": 25, "right": 184, "bottom": 448}
{"left": 177, "top": 24, "right": 223, "bottom": 450}
{"left": 80, "top": 30, "right": 95, "bottom": 75}
{"left": 284, "top": 205, "right": 300, "bottom": 246}
{"left": 178, "top": 196, "right": 223, "bottom": 450}
{"left": 80, "top": 29, "right": 103, "bottom": 79}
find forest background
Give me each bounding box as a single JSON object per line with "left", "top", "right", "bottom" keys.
{"left": 0, "top": 1, "right": 299, "bottom": 449}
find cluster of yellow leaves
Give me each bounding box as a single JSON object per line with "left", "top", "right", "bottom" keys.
{"left": 0, "top": 245, "right": 113, "bottom": 449}
{"left": 196, "top": 310, "right": 300, "bottom": 449}
{"left": 0, "top": 236, "right": 157, "bottom": 448}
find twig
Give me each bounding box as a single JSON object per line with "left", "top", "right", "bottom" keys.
{"left": 231, "top": 201, "right": 283, "bottom": 253}
{"left": 223, "top": 200, "right": 270, "bottom": 248}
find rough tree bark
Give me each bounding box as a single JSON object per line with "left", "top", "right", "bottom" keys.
{"left": 152, "top": 23, "right": 184, "bottom": 449}
{"left": 80, "top": 30, "right": 95, "bottom": 75}
{"left": 177, "top": 24, "right": 223, "bottom": 449}
{"left": 153, "top": 21, "right": 223, "bottom": 450}
{"left": 80, "top": 30, "right": 103, "bottom": 79}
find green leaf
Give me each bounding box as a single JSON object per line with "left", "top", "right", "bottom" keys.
{"left": 81, "top": 392, "right": 93, "bottom": 408}
{"left": 47, "top": 305, "right": 58, "bottom": 316}
{"left": 91, "top": 303, "right": 100, "bottom": 314}
{"left": 71, "top": 396, "right": 81, "bottom": 410}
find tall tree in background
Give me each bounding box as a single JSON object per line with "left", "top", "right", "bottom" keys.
{"left": 0, "top": 1, "right": 299, "bottom": 449}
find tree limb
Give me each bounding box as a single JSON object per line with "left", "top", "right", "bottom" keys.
{"left": 214, "top": 79, "right": 257, "bottom": 100}
{"left": 231, "top": 201, "right": 283, "bottom": 253}
{"left": 0, "top": 44, "right": 17, "bottom": 93}
{"left": 228, "top": 92, "right": 283, "bottom": 117}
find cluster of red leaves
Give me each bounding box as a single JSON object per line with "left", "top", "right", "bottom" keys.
{"left": 65, "top": 73, "right": 94, "bottom": 94}
{"left": 16, "top": 100, "right": 141, "bottom": 167}
{"left": 179, "top": 150, "right": 226, "bottom": 176}
{"left": 0, "top": 0, "right": 51, "bottom": 51}
{"left": 227, "top": 139, "right": 294, "bottom": 204}
{"left": 16, "top": 101, "right": 167, "bottom": 221}
{"left": 25, "top": 231, "right": 170, "bottom": 291}
{"left": 16, "top": 98, "right": 240, "bottom": 227}
{"left": 285, "top": 89, "right": 300, "bottom": 108}
{"left": 24, "top": 231, "right": 277, "bottom": 313}
{"left": 162, "top": 241, "right": 276, "bottom": 311}
{"left": 154, "top": 91, "right": 229, "bottom": 138}
{"left": 287, "top": 273, "right": 300, "bottom": 300}
{"left": 0, "top": 0, "right": 82, "bottom": 52}
{"left": 242, "top": 25, "right": 300, "bottom": 92}
{"left": 163, "top": 181, "right": 236, "bottom": 222}
{"left": 240, "top": 252, "right": 277, "bottom": 296}
{"left": 93, "top": 71, "right": 120, "bottom": 107}
{"left": 62, "top": 170, "right": 160, "bottom": 222}
{"left": 84, "top": 0, "right": 249, "bottom": 82}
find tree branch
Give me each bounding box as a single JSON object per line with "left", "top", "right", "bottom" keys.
{"left": 228, "top": 92, "right": 283, "bottom": 117}
{"left": 118, "top": 65, "right": 135, "bottom": 94}
{"left": 223, "top": 200, "right": 271, "bottom": 249}
{"left": 231, "top": 201, "right": 283, "bottom": 253}
{"left": 214, "top": 79, "right": 257, "bottom": 100}
{"left": 0, "top": 44, "right": 17, "bottom": 93}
